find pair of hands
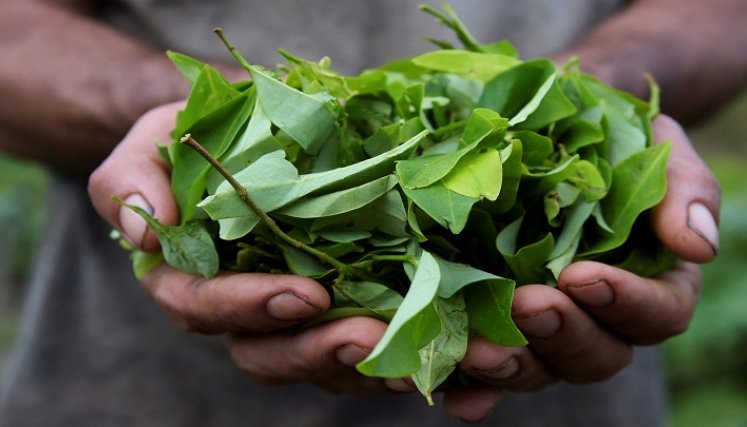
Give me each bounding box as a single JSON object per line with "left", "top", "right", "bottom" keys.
{"left": 88, "top": 102, "right": 720, "bottom": 422}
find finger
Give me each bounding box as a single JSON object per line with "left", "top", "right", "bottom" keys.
{"left": 442, "top": 386, "right": 502, "bottom": 423}
{"left": 510, "top": 285, "right": 633, "bottom": 383}
{"left": 141, "top": 264, "right": 330, "bottom": 334}
{"left": 226, "top": 316, "right": 394, "bottom": 395}
{"left": 651, "top": 115, "right": 721, "bottom": 263}
{"left": 559, "top": 260, "right": 700, "bottom": 345}
{"left": 460, "top": 337, "right": 556, "bottom": 392}
{"left": 88, "top": 101, "right": 184, "bottom": 251}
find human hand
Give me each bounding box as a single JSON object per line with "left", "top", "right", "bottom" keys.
{"left": 448, "top": 115, "right": 720, "bottom": 422}
{"left": 87, "top": 102, "right": 407, "bottom": 395}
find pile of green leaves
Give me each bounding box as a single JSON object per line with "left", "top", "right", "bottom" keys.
{"left": 121, "top": 5, "right": 673, "bottom": 403}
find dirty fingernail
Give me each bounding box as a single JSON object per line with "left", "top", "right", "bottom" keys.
{"left": 566, "top": 279, "right": 614, "bottom": 308}
{"left": 385, "top": 378, "right": 415, "bottom": 393}
{"left": 336, "top": 344, "right": 369, "bottom": 368}
{"left": 266, "top": 291, "right": 321, "bottom": 321}
{"left": 688, "top": 202, "right": 719, "bottom": 255}
{"left": 514, "top": 309, "right": 561, "bottom": 339}
{"left": 119, "top": 193, "right": 153, "bottom": 248}
{"left": 479, "top": 356, "right": 520, "bottom": 381}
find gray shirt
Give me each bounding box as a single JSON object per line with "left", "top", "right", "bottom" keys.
{"left": 0, "top": 1, "right": 668, "bottom": 426}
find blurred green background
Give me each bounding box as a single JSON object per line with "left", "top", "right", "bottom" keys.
{"left": 0, "top": 92, "right": 745, "bottom": 425}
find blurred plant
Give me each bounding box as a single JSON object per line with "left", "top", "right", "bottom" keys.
{"left": 0, "top": 153, "right": 47, "bottom": 296}
{"left": 665, "top": 91, "right": 747, "bottom": 427}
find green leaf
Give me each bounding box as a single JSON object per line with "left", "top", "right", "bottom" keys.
{"left": 440, "top": 74, "right": 484, "bottom": 117}
{"left": 116, "top": 197, "right": 219, "bottom": 278}
{"left": 442, "top": 149, "right": 502, "bottom": 200}
{"left": 559, "top": 118, "right": 605, "bottom": 154}
{"left": 465, "top": 279, "right": 526, "bottom": 346}
{"left": 544, "top": 191, "right": 561, "bottom": 225}
{"left": 167, "top": 51, "right": 209, "bottom": 86}
{"left": 516, "top": 79, "right": 577, "bottom": 130}
{"left": 402, "top": 181, "right": 478, "bottom": 234}
{"left": 173, "top": 66, "right": 241, "bottom": 137}
{"left": 582, "top": 142, "right": 672, "bottom": 255}
{"left": 553, "top": 201, "right": 595, "bottom": 258}
{"left": 334, "top": 281, "right": 404, "bottom": 312}
{"left": 131, "top": 250, "right": 164, "bottom": 280}
{"left": 249, "top": 65, "right": 337, "bottom": 155}
{"left": 604, "top": 104, "right": 647, "bottom": 166}
{"left": 357, "top": 251, "right": 442, "bottom": 378}
{"left": 171, "top": 90, "right": 254, "bottom": 222}
{"left": 523, "top": 155, "right": 580, "bottom": 197}
{"left": 411, "top": 50, "right": 519, "bottom": 82}
{"left": 496, "top": 215, "right": 555, "bottom": 284}
{"left": 277, "top": 175, "right": 398, "bottom": 218}
{"left": 275, "top": 240, "right": 331, "bottom": 277}
{"left": 546, "top": 200, "right": 595, "bottom": 277}
{"left": 490, "top": 140, "right": 523, "bottom": 213}
{"left": 478, "top": 59, "right": 558, "bottom": 126}
{"left": 201, "top": 157, "right": 289, "bottom": 221}
{"left": 413, "top": 294, "right": 468, "bottom": 405}
{"left": 221, "top": 102, "right": 282, "bottom": 165}
{"left": 396, "top": 109, "right": 506, "bottom": 191}
{"left": 396, "top": 143, "right": 476, "bottom": 190}
{"left": 568, "top": 160, "right": 608, "bottom": 201}
{"left": 316, "top": 229, "right": 372, "bottom": 243}
{"left": 311, "top": 189, "right": 408, "bottom": 237}
{"left": 546, "top": 233, "right": 580, "bottom": 280}
{"left": 430, "top": 255, "right": 510, "bottom": 299}
{"left": 512, "top": 131, "right": 552, "bottom": 167}
{"left": 460, "top": 108, "right": 509, "bottom": 147}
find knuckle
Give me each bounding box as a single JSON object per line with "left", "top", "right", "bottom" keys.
{"left": 228, "top": 350, "right": 280, "bottom": 385}
{"left": 660, "top": 315, "right": 693, "bottom": 340}
{"left": 565, "top": 346, "right": 633, "bottom": 384}
{"left": 227, "top": 342, "right": 302, "bottom": 386}
{"left": 630, "top": 314, "right": 693, "bottom": 345}
{"left": 150, "top": 279, "right": 209, "bottom": 333}
{"left": 86, "top": 167, "right": 105, "bottom": 195}
{"left": 155, "top": 298, "right": 194, "bottom": 333}
{"left": 87, "top": 166, "right": 114, "bottom": 212}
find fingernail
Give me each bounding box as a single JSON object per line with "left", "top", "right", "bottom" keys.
{"left": 514, "top": 309, "right": 561, "bottom": 339}
{"left": 478, "top": 356, "right": 520, "bottom": 381}
{"left": 336, "top": 344, "right": 369, "bottom": 368}
{"left": 688, "top": 202, "right": 719, "bottom": 255}
{"left": 385, "top": 378, "right": 415, "bottom": 393}
{"left": 119, "top": 193, "right": 153, "bottom": 248}
{"left": 266, "top": 291, "right": 321, "bottom": 321}
{"left": 566, "top": 279, "right": 614, "bottom": 308}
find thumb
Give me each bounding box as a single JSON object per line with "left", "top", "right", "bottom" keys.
{"left": 88, "top": 101, "right": 184, "bottom": 252}
{"left": 650, "top": 115, "right": 721, "bottom": 263}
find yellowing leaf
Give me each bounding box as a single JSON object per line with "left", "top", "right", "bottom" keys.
{"left": 442, "top": 149, "right": 502, "bottom": 200}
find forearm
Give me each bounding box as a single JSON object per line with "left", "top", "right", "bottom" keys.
{"left": 558, "top": 0, "right": 747, "bottom": 124}
{"left": 0, "top": 0, "right": 189, "bottom": 176}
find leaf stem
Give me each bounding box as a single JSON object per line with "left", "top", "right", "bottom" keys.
{"left": 369, "top": 254, "right": 420, "bottom": 266}
{"left": 213, "top": 27, "right": 253, "bottom": 72}
{"left": 180, "top": 134, "right": 354, "bottom": 275}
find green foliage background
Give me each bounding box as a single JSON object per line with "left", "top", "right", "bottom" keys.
{"left": 0, "top": 91, "right": 745, "bottom": 425}
{"left": 664, "top": 91, "right": 747, "bottom": 427}
{"left": 0, "top": 154, "right": 47, "bottom": 370}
